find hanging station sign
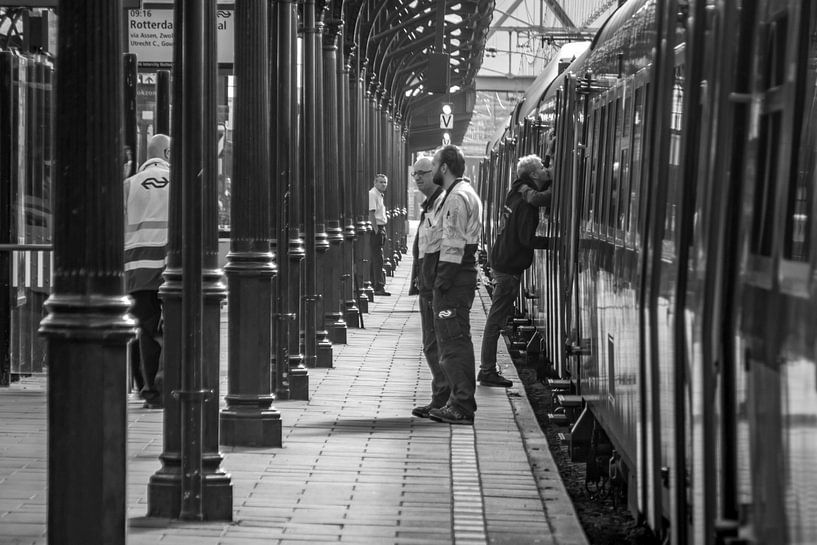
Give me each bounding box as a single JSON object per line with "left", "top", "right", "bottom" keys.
{"left": 127, "top": 4, "right": 235, "bottom": 67}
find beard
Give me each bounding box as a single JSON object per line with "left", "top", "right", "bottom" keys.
{"left": 433, "top": 171, "right": 445, "bottom": 186}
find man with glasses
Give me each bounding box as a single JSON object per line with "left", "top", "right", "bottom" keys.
{"left": 408, "top": 157, "right": 449, "bottom": 419}
{"left": 368, "top": 173, "right": 390, "bottom": 296}
{"left": 479, "top": 154, "right": 550, "bottom": 388}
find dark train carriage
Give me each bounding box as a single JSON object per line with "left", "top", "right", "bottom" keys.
{"left": 479, "top": 0, "right": 817, "bottom": 542}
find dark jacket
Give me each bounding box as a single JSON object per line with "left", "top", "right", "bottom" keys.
{"left": 489, "top": 177, "right": 547, "bottom": 275}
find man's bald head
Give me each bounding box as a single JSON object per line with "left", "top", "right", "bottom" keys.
{"left": 412, "top": 156, "right": 435, "bottom": 197}
{"left": 147, "top": 134, "right": 171, "bottom": 162}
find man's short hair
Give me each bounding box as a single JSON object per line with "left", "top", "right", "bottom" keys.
{"left": 375, "top": 173, "right": 388, "bottom": 182}
{"left": 437, "top": 145, "right": 465, "bottom": 177}
{"left": 516, "top": 154, "right": 542, "bottom": 179}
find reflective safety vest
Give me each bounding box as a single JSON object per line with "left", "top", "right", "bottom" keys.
{"left": 124, "top": 157, "right": 170, "bottom": 292}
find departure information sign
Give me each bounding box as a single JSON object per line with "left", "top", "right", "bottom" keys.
{"left": 127, "top": 6, "right": 235, "bottom": 66}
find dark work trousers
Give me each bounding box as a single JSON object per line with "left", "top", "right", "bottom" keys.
{"left": 480, "top": 269, "right": 521, "bottom": 372}
{"left": 433, "top": 269, "right": 477, "bottom": 417}
{"left": 370, "top": 227, "right": 387, "bottom": 290}
{"left": 129, "top": 341, "right": 145, "bottom": 393}
{"left": 419, "top": 291, "right": 450, "bottom": 408}
{"left": 130, "top": 290, "right": 163, "bottom": 404}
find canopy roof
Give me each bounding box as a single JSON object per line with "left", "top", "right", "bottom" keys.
{"left": 337, "top": 0, "right": 495, "bottom": 152}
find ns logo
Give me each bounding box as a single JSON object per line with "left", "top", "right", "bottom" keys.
{"left": 141, "top": 177, "right": 169, "bottom": 189}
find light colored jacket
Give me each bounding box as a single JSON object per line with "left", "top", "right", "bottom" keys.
{"left": 439, "top": 179, "right": 482, "bottom": 265}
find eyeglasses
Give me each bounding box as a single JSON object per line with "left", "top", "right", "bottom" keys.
{"left": 412, "top": 169, "right": 432, "bottom": 177}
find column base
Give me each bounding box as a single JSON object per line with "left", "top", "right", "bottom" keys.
{"left": 356, "top": 291, "right": 369, "bottom": 314}
{"left": 316, "top": 339, "right": 333, "bottom": 368}
{"left": 344, "top": 300, "right": 361, "bottom": 328}
{"left": 147, "top": 469, "right": 233, "bottom": 521}
{"left": 289, "top": 367, "right": 309, "bottom": 400}
{"left": 329, "top": 319, "right": 347, "bottom": 344}
{"left": 219, "top": 408, "right": 282, "bottom": 447}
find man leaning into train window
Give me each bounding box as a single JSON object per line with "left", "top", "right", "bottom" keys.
{"left": 479, "top": 153, "right": 551, "bottom": 388}
{"left": 518, "top": 135, "right": 554, "bottom": 208}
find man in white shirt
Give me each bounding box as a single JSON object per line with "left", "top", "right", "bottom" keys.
{"left": 368, "top": 173, "right": 390, "bottom": 296}
{"left": 408, "top": 157, "right": 449, "bottom": 418}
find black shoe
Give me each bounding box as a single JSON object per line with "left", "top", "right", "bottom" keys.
{"left": 142, "top": 401, "right": 163, "bottom": 410}
{"left": 411, "top": 403, "right": 441, "bottom": 418}
{"left": 428, "top": 405, "right": 474, "bottom": 425}
{"left": 478, "top": 369, "right": 513, "bottom": 388}
{"left": 373, "top": 290, "right": 391, "bottom": 296}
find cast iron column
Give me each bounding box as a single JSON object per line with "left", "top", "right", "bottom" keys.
{"left": 220, "top": 0, "right": 281, "bottom": 447}
{"left": 323, "top": 15, "right": 347, "bottom": 343}
{"left": 41, "top": 2, "right": 136, "bottom": 542}
{"left": 271, "top": 0, "right": 307, "bottom": 401}
{"left": 353, "top": 64, "right": 371, "bottom": 310}
{"left": 283, "top": 0, "right": 309, "bottom": 400}
{"left": 312, "top": 13, "right": 333, "bottom": 367}
{"left": 338, "top": 29, "right": 360, "bottom": 328}
{"left": 124, "top": 53, "right": 137, "bottom": 177}
{"left": 155, "top": 69, "right": 171, "bottom": 135}
{"left": 302, "top": 0, "right": 319, "bottom": 369}
{"left": 148, "top": 0, "right": 232, "bottom": 520}
{"left": 360, "top": 72, "right": 375, "bottom": 302}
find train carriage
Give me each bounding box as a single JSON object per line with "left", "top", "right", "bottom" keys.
{"left": 479, "top": 0, "right": 817, "bottom": 542}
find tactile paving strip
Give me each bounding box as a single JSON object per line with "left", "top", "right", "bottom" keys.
{"left": 450, "top": 426, "right": 488, "bottom": 545}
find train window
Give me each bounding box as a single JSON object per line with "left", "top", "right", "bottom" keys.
{"left": 616, "top": 92, "right": 632, "bottom": 236}
{"left": 596, "top": 102, "right": 616, "bottom": 235}
{"left": 586, "top": 106, "right": 604, "bottom": 229}
{"left": 750, "top": 111, "right": 781, "bottom": 257}
{"left": 784, "top": 89, "right": 814, "bottom": 261}
{"left": 750, "top": 14, "right": 790, "bottom": 258}
{"left": 664, "top": 67, "right": 685, "bottom": 248}
{"left": 628, "top": 85, "right": 647, "bottom": 245}
{"left": 781, "top": 12, "right": 817, "bottom": 262}
{"left": 762, "top": 13, "right": 787, "bottom": 90}
{"left": 595, "top": 104, "right": 609, "bottom": 234}
{"left": 606, "top": 97, "right": 622, "bottom": 233}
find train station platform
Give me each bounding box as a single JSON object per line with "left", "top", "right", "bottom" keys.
{"left": 0, "top": 249, "right": 588, "bottom": 545}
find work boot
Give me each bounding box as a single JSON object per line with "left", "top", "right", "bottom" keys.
{"left": 428, "top": 405, "right": 473, "bottom": 425}
{"left": 477, "top": 369, "right": 513, "bottom": 388}
{"left": 411, "top": 403, "right": 441, "bottom": 418}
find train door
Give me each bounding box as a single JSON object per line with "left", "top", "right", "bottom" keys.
{"left": 638, "top": 0, "right": 687, "bottom": 536}
{"left": 678, "top": 0, "right": 758, "bottom": 542}
{"left": 558, "top": 75, "right": 583, "bottom": 374}
{"left": 731, "top": 1, "right": 817, "bottom": 543}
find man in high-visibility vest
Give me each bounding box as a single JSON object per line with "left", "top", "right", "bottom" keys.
{"left": 124, "top": 134, "right": 170, "bottom": 409}
{"left": 426, "top": 145, "right": 483, "bottom": 425}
